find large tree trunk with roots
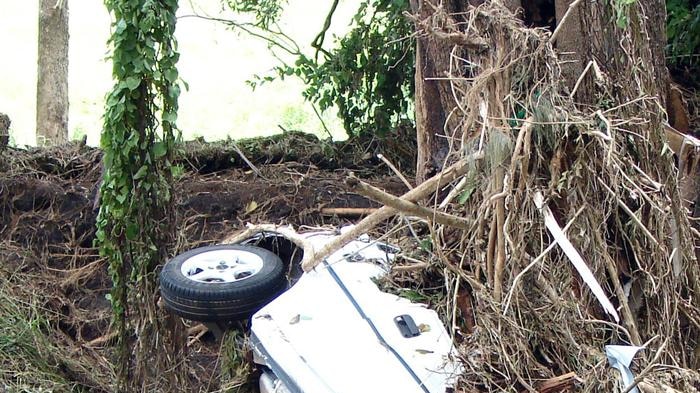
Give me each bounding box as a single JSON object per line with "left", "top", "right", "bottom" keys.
{"left": 407, "top": 0, "right": 699, "bottom": 390}
{"left": 411, "top": 0, "right": 522, "bottom": 182}
{"left": 37, "top": 0, "right": 69, "bottom": 146}
{"left": 410, "top": 0, "right": 463, "bottom": 183}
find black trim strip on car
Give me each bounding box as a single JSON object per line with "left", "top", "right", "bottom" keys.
{"left": 251, "top": 333, "right": 305, "bottom": 393}
{"left": 323, "top": 261, "right": 431, "bottom": 393}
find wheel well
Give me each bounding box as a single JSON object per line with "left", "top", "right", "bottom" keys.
{"left": 240, "top": 234, "right": 304, "bottom": 281}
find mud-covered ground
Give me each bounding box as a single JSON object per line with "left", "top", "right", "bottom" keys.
{"left": 0, "top": 139, "right": 411, "bottom": 391}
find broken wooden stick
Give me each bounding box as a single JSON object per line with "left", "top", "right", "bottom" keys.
{"left": 221, "top": 223, "right": 316, "bottom": 251}
{"left": 493, "top": 167, "right": 506, "bottom": 302}
{"left": 320, "top": 207, "right": 378, "bottom": 216}
{"left": 186, "top": 323, "right": 209, "bottom": 347}
{"left": 377, "top": 153, "right": 413, "bottom": 190}
{"left": 550, "top": 0, "right": 583, "bottom": 44}
{"left": 537, "top": 371, "right": 577, "bottom": 392}
{"left": 231, "top": 140, "right": 266, "bottom": 180}
{"left": 346, "top": 173, "right": 473, "bottom": 230}
{"left": 300, "top": 155, "right": 481, "bottom": 271}
{"left": 85, "top": 330, "right": 118, "bottom": 348}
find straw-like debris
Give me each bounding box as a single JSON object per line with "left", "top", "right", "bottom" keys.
{"left": 379, "top": 2, "right": 700, "bottom": 391}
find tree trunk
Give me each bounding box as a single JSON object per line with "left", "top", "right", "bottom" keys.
{"left": 559, "top": 0, "right": 669, "bottom": 105}
{"left": 405, "top": 0, "right": 699, "bottom": 385}
{"left": 410, "top": 0, "right": 468, "bottom": 183}
{"left": 411, "top": 1, "right": 522, "bottom": 183}
{"left": 553, "top": 0, "right": 584, "bottom": 92}
{"left": 37, "top": 0, "right": 69, "bottom": 146}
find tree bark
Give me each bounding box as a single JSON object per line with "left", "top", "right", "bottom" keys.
{"left": 554, "top": 0, "right": 584, "bottom": 93}
{"left": 560, "top": 0, "right": 669, "bottom": 105}
{"left": 410, "top": 0, "right": 466, "bottom": 183}
{"left": 37, "top": 0, "right": 69, "bottom": 146}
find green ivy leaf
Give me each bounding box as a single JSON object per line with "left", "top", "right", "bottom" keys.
{"left": 164, "top": 69, "right": 178, "bottom": 83}
{"left": 133, "top": 165, "right": 148, "bottom": 179}
{"left": 153, "top": 142, "right": 167, "bottom": 158}
{"left": 125, "top": 76, "right": 141, "bottom": 90}
{"left": 116, "top": 191, "right": 128, "bottom": 204}
{"left": 126, "top": 223, "right": 139, "bottom": 240}
{"left": 162, "top": 111, "right": 177, "bottom": 123}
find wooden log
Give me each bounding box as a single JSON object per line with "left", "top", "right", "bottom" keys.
{"left": 300, "top": 154, "right": 482, "bottom": 271}
{"left": 536, "top": 371, "right": 577, "bottom": 392}
{"left": 346, "top": 174, "right": 473, "bottom": 230}
{"left": 320, "top": 207, "right": 378, "bottom": 216}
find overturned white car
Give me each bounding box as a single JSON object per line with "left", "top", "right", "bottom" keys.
{"left": 159, "top": 226, "right": 462, "bottom": 393}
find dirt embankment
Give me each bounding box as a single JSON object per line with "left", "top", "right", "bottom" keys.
{"left": 0, "top": 138, "right": 409, "bottom": 391}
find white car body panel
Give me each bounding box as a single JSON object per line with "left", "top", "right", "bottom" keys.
{"left": 251, "top": 229, "right": 462, "bottom": 393}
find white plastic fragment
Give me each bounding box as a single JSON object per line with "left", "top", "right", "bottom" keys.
{"left": 605, "top": 345, "right": 644, "bottom": 393}
{"left": 533, "top": 192, "right": 620, "bottom": 322}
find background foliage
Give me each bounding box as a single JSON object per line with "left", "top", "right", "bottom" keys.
{"left": 666, "top": 0, "right": 700, "bottom": 84}
{"left": 230, "top": 0, "right": 415, "bottom": 138}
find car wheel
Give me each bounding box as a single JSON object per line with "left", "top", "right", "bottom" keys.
{"left": 159, "top": 244, "right": 287, "bottom": 322}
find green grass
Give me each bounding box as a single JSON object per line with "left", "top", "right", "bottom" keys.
{"left": 0, "top": 0, "right": 353, "bottom": 147}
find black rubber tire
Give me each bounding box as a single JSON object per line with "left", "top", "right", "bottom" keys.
{"left": 159, "top": 244, "right": 287, "bottom": 322}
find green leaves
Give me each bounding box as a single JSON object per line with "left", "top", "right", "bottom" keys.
{"left": 126, "top": 223, "right": 139, "bottom": 240}
{"left": 613, "top": 0, "right": 638, "bottom": 28}
{"left": 133, "top": 165, "right": 148, "bottom": 180}
{"left": 667, "top": 0, "right": 700, "bottom": 71}
{"left": 163, "top": 68, "right": 178, "bottom": 83}
{"left": 233, "top": 0, "right": 414, "bottom": 139}
{"left": 97, "top": 1, "right": 182, "bottom": 386}
{"left": 153, "top": 141, "right": 167, "bottom": 158}
{"left": 225, "top": 0, "right": 284, "bottom": 29}
{"left": 125, "top": 76, "right": 140, "bottom": 90}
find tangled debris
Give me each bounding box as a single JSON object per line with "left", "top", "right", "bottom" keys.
{"left": 368, "top": 3, "right": 700, "bottom": 392}
{"left": 2, "top": 2, "right": 699, "bottom": 392}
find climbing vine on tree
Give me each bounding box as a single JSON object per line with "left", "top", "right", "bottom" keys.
{"left": 96, "top": 0, "right": 182, "bottom": 389}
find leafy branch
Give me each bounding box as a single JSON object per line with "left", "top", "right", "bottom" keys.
{"left": 220, "top": 0, "right": 416, "bottom": 138}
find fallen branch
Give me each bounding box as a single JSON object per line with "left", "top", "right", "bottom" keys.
{"left": 222, "top": 223, "right": 316, "bottom": 255}
{"left": 537, "top": 371, "right": 577, "bottom": 392}
{"left": 320, "top": 207, "right": 378, "bottom": 216}
{"left": 346, "top": 173, "right": 473, "bottom": 230}
{"left": 300, "top": 155, "right": 481, "bottom": 271}
{"left": 392, "top": 262, "right": 430, "bottom": 272}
